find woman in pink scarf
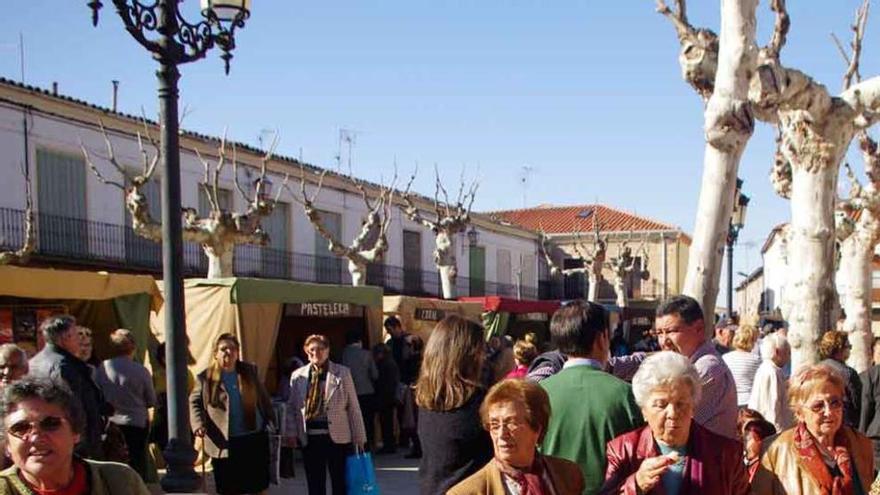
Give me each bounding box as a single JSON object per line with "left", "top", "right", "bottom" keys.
{"left": 505, "top": 335, "right": 539, "bottom": 380}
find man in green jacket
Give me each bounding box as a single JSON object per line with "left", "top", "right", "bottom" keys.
{"left": 540, "top": 301, "right": 644, "bottom": 495}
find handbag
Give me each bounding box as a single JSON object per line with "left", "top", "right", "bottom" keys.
{"left": 345, "top": 447, "right": 380, "bottom": 495}
{"left": 102, "top": 422, "right": 129, "bottom": 463}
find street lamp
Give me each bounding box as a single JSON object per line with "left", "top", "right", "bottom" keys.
{"left": 87, "top": 1, "right": 250, "bottom": 491}
{"left": 727, "top": 178, "right": 750, "bottom": 319}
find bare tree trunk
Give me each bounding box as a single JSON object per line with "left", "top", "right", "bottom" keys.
{"left": 349, "top": 259, "right": 367, "bottom": 287}
{"left": 615, "top": 278, "right": 628, "bottom": 308}
{"left": 786, "top": 165, "right": 842, "bottom": 368}
{"left": 204, "top": 243, "right": 234, "bottom": 279}
{"left": 436, "top": 232, "right": 458, "bottom": 299}
{"left": 838, "top": 226, "right": 874, "bottom": 373}
{"left": 681, "top": 0, "right": 758, "bottom": 335}
{"left": 587, "top": 272, "right": 599, "bottom": 303}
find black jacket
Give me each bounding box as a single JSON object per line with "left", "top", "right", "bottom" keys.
{"left": 29, "top": 344, "right": 108, "bottom": 458}
{"left": 859, "top": 366, "right": 880, "bottom": 464}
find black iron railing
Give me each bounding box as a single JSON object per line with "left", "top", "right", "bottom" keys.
{"left": 0, "top": 207, "right": 550, "bottom": 299}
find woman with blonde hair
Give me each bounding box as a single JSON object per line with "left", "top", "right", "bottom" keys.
{"left": 416, "top": 314, "right": 493, "bottom": 494}
{"left": 505, "top": 333, "right": 539, "bottom": 380}
{"left": 190, "top": 333, "right": 275, "bottom": 495}
{"left": 752, "top": 364, "right": 874, "bottom": 495}
{"left": 722, "top": 324, "right": 762, "bottom": 406}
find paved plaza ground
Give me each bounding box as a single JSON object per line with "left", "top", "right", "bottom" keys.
{"left": 150, "top": 450, "right": 420, "bottom": 494}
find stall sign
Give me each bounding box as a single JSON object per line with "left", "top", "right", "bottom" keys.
{"left": 632, "top": 317, "right": 652, "bottom": 326}
{"left": 414, "top": 308, "right": 445, "bottom": 322}
{"left": 516, "top": 312, "right": 549, "bottom": 322}
{"left": 285, "top": 302, "right": 362, "bottom": 318}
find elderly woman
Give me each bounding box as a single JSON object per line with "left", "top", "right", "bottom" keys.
{"left": 599, "top": 351, "right": 749, "bottom": 495}
{"left": 819, "top": 330, "right": 862, "bottom": 427}
{"left": 722, "top": 325, "right": 763, "bottom": 406}
{"left": 448, "top": 379, "right": 584, "bottom": 494}
{"left": 0, "top": 376, "right": 149, "bottom": 494}
{"left": 752, "top": 364, "right": 874, "bottom": 495}
{"left": 190, "top": 333, "right": 275, "bottom": 495}
{"left": 286, "top": 334, "right": 366, "bottom": 495}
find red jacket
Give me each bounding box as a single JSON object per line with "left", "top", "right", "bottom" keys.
{"left": 598, "top": 422, "right": 749, "bottom": 495}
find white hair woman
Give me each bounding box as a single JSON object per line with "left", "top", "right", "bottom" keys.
{"left": 599, "top": 351, "right": 749, "bottom": 495}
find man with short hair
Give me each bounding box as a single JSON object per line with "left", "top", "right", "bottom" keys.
{"left": 29, "top": 315, "right": 107, "bottom": 458}
{"left": 748, "top": 332, "right": 794, "bottom": 432}
{"left": 540, "top": 300, "right": 643, "bottom": 495}
{"left": 655, "top": 295, "right": 739, "bottom": 439}
{"left": 713, "top": 321, "right": 736, "bottom": 355}
{"left": 0, "top": 343, "right": 28, "bottom": 387}
{"left": 342, "top": 329, "right": 379, "bottom": 452}
{"left": 96, "top": 329, "right": 157, "bottom": 479}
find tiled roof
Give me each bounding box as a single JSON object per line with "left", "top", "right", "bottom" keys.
{"left": 489, "top": 204, "right": 680, "bottom": 235}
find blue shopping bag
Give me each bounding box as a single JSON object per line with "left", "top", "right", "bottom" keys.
{"left": 346, "top": 450, "right": 380, "bottom": 495}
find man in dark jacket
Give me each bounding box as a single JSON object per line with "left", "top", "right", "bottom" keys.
{"left": 859, "top": 337, "right": 880, "bottom": 469}
{"left": 29, "top": 315, "right": 107, "bottom": 459}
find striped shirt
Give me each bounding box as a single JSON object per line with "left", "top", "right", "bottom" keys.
{"left": 722, "top": 350, "right": 763, "bottom": 406}
{"left": 690, "top": 340, "right": 739, "bottom": 440}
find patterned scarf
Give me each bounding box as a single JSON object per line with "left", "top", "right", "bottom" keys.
{"left": 304, "top": 363, "right": 328, "bottom": 421}
{"left": 496, "top": 455, "right": 548, "bottom": 495}
{"left": 793, "top": 421, "right": 854, "bottom": 495}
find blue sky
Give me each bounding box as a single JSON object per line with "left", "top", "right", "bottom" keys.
{"left": 2, "top": 1, "right": 879, "bottom": 302}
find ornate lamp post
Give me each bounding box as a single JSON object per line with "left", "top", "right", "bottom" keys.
{"left": 727, "top": 178, "right": 750, "bottom": 319}
{"left": 87, "top": 1, "right": 250, "bottom": 491}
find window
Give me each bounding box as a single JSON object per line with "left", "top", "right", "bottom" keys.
{"left": 563, "top": 258, "right": 585, "bottom": 299}
{"left": 261, "top": 202, "right": 290, "bottom": 278}
{"left": 36, "top": 148, "right": 87, "bottom": 257}
{"left": 198, "top": 186, "right": 232, "bottom": 216}
{"left": 403, "top": 230, "right": 423, "bottom": 293}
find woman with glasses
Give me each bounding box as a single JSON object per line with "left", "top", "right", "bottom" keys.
{"left": 285, "top": 334, "right": 366, "bottom": 495}
{"left": 753, "top": 364, "right": 874, "bottom": 495}
{"left": 0, "top": 376, "right": 149, "bottom": 494}
{"left": 448, "top": 379, "right": 583, "bottom": 494}
{"left": 819, "top": 330, "right": 863, "bottom": 428}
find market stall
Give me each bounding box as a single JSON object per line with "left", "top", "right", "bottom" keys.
{"left": 382, "top": 295, "right": 484, "bottom": 341}
{"left": 150, "top": 278, "right": 383, "bottom": 392}
{"left": 0, "top": 265, "right": 162, "bottom": 361}
{"left": 459, "top": 296, "right": 561, "bottom": 346}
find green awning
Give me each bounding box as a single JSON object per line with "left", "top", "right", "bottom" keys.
{"left": 183, "top": 278, "right": 383, "bottom": 308}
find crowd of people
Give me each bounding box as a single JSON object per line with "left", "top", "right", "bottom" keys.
{"left": 6, "top": 296, "right": 880, "bottom": 494}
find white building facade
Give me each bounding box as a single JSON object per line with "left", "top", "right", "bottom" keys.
{"left": 0, "top": 79, "right": 541, "bottom": 298}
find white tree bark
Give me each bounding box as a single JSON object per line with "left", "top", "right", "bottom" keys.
{"left": 658, "top": 0, "right": 758, "bottom": 335}
{"left": 204, "top": 242, "right": 235, "bottom": 279}
{"left": 0, "top": 164, "right": 35, "bottom": 265}
{"left": 435, "top": 231, "right": 458, "bottom": 299}
{"left": 837, "top": 226, "right": 874, "bottom": 372}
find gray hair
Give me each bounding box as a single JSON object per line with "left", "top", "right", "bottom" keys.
{"left": 40, "top": 315, "right": 77, "bottom": 346}
{"left": 0, "top": 344, "right": 27, "bottom": 365}
{"left": 760, "top": 333, "right": 790, "bottom": 361}
{"left": 632, "top": 351, "right": 702, "bottom": 407}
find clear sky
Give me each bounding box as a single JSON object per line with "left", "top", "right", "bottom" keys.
{"left": 2, "top": 1, "right": 879, "bottom": 304}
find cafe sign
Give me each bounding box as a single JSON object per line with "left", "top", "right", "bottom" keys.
{"left": 285, "top": 302, "right": 362, "bottom": 318}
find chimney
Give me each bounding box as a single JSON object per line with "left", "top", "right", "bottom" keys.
{"left": 111, "top": 80, "right": 119, "bottom": 112}
{"left": 51, "top": 82, "right": 58, "bottom": 95}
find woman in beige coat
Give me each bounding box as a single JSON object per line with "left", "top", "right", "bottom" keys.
{"left": 752, "top": 364, "right": 874, "bottom": 495}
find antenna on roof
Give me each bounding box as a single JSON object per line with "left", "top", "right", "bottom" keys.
{"left": 337, "top": 128, "right": 357, "bottom": 172}
{"left": 258, "top": 129, "right": 276, "bottom": 151}
{"left": 520, "top": 165, "right": 534, "bottom": 208}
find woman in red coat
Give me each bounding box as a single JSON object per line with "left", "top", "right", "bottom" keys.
{"left": 599, "top": 351, "right": 749, "bottom": 495}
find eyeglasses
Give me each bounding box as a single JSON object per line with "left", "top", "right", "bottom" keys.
{"left": 487, "top": 419, "right": 527, "bottom": 435}
{"left": 806, "top": 398, "right": 844, "bottom": 413}
{"left": 7, "top": 416, "right": 66, "bottom": 439}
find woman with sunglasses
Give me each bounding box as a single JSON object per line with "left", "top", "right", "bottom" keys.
{"left": 753, "top": 364, "right": 874, "bottom": 495}
{"left": 0, "top": 377, "right": 149, "bottom": 494}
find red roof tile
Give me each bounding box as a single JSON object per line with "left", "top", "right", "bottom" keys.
{"left": 489, "top": 204, "right": 680, "bottom": 235}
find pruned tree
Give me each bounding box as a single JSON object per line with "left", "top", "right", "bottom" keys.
{"left": 656, "top": 0, "right": 758, "bottom": 334}
{"left": 608, "top": 234, "right": 651, "bottom": 309}
{"left": 836, "top": 136, "right": 880, "bottom": 372}
{"left": 538, "top": 222, "right": 607, "bottom": 302}
{"left": 82, "top": 120, "right": 289, "bottom": 278}
{"left": 399, "top": 167, "right": 478, "bottom": 299}
{"left": 0, "top": 163, "right": 35, "bottom": 265}
{"left": 291, "top": 166, "right": 396, "bottom": 287}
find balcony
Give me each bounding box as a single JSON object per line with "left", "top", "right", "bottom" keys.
{"left": 0, "top": 207, "right": 551, "bottom": 299}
